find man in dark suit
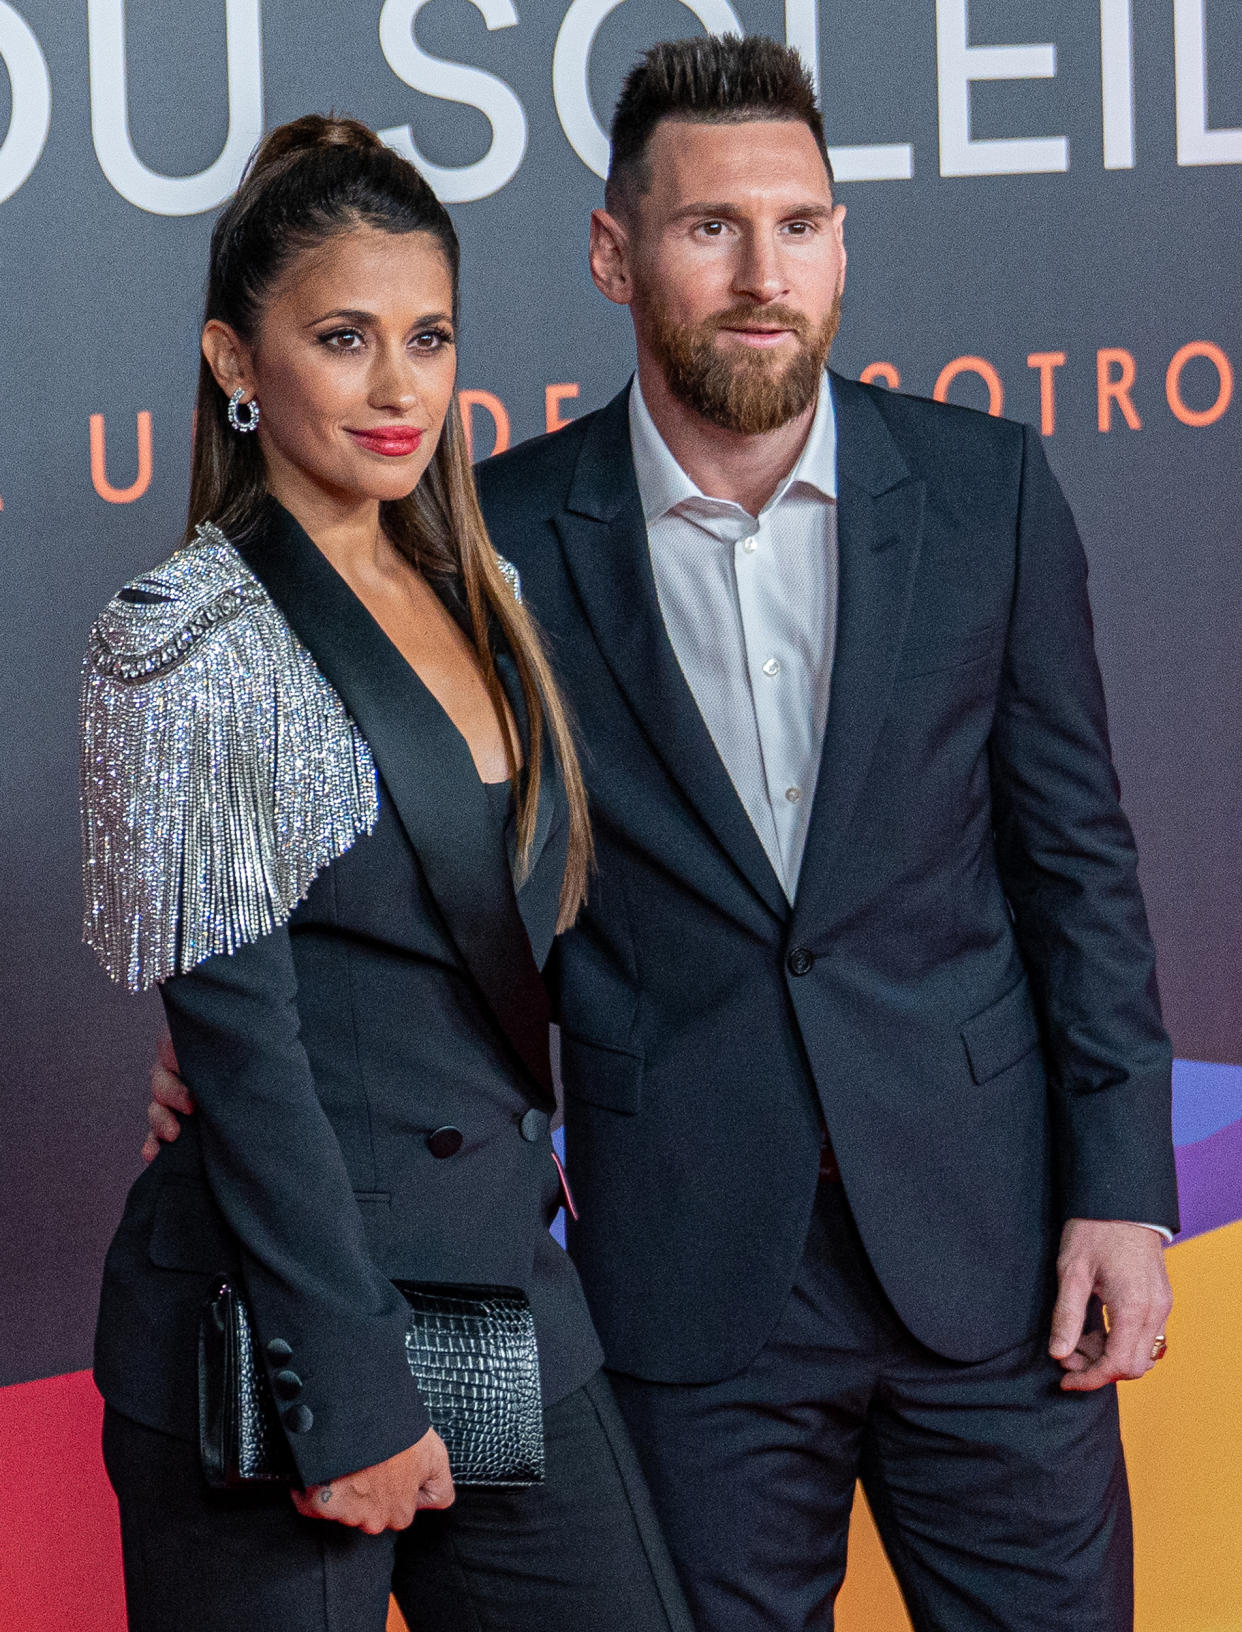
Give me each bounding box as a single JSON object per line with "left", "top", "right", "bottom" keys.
{"left": 477, "top": 35, "right": 1176, "bottom": 1632}
{"left": 148, "top": 33, "right": 1176, "bottom": 1631}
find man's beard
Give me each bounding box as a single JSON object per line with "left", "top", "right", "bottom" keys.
{"left": 644, "top": 292, "right": 842, "bottom": 435}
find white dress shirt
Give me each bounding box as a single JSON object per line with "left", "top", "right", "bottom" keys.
{"left": 630, "top": 371, "right": 839, "bottom": 901}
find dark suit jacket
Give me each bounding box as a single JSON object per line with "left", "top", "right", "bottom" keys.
{"left": 94, "top": 504, "right": 602, "bottom": 1488}
{"left": 477, "top": 374, "right": 1178, "bottom": 1381}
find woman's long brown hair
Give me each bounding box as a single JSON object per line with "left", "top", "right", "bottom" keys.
{"left": 187, "top": 115, "right": 590, "bottom": 929}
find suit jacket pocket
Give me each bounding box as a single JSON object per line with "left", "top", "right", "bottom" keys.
{"left": 960, "top": 978, "right": 1042, "bottom": 1084}
{"left": 560, "top": 1032, "right": 644, "bottom": 1115}
{"left": 147, "top": 1175, "right": 240, "bottom": 1273}
{"left": 896, "top": 622, "right": 1002, "bottom": 679}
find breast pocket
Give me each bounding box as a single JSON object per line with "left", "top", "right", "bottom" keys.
{"left": 896, "top": 622, "right": 1003, "bottom": 680}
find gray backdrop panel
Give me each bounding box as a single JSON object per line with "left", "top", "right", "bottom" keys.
{"left": 1, "top": 0, "right": 1237, "bottom": 1386}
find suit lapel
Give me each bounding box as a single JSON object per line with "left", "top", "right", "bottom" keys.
{"left": 554, "top": 388, "right": 788, "bottom": 922}
{"left": 792, "top": 375, "right": 926, "bottom": 933}
{"left": 240, "top": 504, "right": 554, "bottom": 1098}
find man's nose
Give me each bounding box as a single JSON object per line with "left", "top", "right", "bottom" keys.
{"left": 733, "top": 232, "right": 787, "bottom": 304}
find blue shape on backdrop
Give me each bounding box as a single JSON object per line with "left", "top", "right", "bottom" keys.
{"left": 1172, "top": 1058, "right": 1242, "bottom": 1146}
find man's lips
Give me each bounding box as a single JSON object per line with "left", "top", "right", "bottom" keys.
{"left": 347, "top": 426, "right": 424, "bottom": 457}
{"left": 717, "top": 325, "right": 798, "bottom": 348}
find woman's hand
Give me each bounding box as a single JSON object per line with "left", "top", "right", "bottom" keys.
{"left": 291, "top": 1428, "right": 455, "bottom": 1533}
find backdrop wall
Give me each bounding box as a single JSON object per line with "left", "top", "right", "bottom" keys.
{"left": 1, "top": 3, "right": 1239, "bottom": 1627}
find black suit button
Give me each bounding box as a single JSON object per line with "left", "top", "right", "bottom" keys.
{"left": 273, "top": 1369, "right": 303, "bottom": 1400}
{"left": 284, "top": 1404, "right": 314, "bottom": 1434}
{"left": 265, "top": 1338, "right": 293, "bottom": 1362}
{"left": 427, "top": 1126, "right": 464, "bottom": 1159}
{"left": 519, "top": 1109, "right": 549, "bottom": 1143}
{"left": 787, "top": 947, "right": 816, "bottom": 977}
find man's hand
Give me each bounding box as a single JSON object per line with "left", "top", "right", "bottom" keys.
{"left": 142, "top": 1032, "right": 195, "bottom": 1163}
{"left": 1049, "top": 1218, "right": 1172, "bottom": 1392}
{"left": 290, "top": 1428, "right": 454, "bottom": 1533}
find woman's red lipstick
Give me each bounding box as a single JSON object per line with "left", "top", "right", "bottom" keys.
{"left": 348, "top": 425, "right": 424, "bottom": 457}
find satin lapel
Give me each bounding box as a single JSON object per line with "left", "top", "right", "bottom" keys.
{"left": 791, "top": 377, "right": 926, "bottom": 933}
{"left": 553, "top": 389, "right": 788, "bottom": 922}
{"left": 496, "top": 650, "right": 555, "bottom": 876}
{"left": 240, "top": 506, "right": 553, "bottom": 1097}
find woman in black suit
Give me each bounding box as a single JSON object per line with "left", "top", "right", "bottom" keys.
{"left": 82, "top": 115, "right": 689, "bottom": 1632}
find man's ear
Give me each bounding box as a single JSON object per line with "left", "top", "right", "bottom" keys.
{"left": 589, "top": 208, "right": 634, "bottom": 307}
{"left": 201, "top": 320, "right": 255, "bottom": 400}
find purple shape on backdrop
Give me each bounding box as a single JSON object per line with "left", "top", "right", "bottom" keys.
{"left": 1173, "top": 1117, "right": 1242, "bottom": 1242}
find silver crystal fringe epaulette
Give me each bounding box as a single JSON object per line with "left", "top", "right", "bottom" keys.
{"left": 496, "top": 554, "right": 522, "bottom": 603}
{"left": 80, "top": 523, "right": 379, "bottom": 992}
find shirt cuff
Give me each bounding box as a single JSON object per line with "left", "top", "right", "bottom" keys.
{"left": 1129, "top": 1221, "right": 1174, "bottom": 1243}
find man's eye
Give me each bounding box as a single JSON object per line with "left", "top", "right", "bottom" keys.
{"left": 698, "top": 220, "right": 727, "bottom": 236}
{"left": 784, "top": 221, "right": 814, "bottom": 235}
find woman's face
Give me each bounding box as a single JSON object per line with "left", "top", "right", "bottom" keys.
{"left": 219, "top": 225, "right": 458, "bottom": 512}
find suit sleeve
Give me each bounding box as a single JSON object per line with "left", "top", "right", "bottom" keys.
{"left": 988, "top": 424, "right": 1179, "bottom": 1234}
{"left": 160, "top": 929, "right": 431, "bottom": 1488}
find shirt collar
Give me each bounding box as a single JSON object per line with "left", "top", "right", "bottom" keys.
{"left": 628, "top": 368, "right": 838, "bottom": 530}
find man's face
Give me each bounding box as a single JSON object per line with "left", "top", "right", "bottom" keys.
{"left": 612, "top": 118, "right": 846, "bottom": 434}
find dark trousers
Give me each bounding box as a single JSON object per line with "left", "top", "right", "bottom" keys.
{"left": 104, "top": 1372, "right": 693, "bottom": 1632}
{"left": 611, "top": 1177, "right": 1133, "bottom": 1632}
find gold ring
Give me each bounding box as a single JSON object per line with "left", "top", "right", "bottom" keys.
{"left": 1150, "top": 1334, "right": 1168, "bottom": 1362}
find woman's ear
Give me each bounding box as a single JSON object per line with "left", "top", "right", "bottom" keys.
{"left": 201, "top": 320, "right": 255, "bottom": 401}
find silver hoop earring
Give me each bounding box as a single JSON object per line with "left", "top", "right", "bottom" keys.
{"left": 228, "top": 388, "right": 260, "bottom": 433}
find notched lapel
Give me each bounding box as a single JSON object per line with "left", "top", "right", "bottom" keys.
{"left": 240, "top": 505, "right": 554, "bottom": 1097}
{"left": 554, "top": 390, "right": 788, "bottom": 922}
{"left": 793, "top": 379, "right": 926, "bottom": 931}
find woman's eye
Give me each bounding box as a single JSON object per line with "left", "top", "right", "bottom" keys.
{"left": 321, "top": 328, "right": 364, "bottom": 350}
{"left": 412, "top": 328, "right": 454, "bottom": 352}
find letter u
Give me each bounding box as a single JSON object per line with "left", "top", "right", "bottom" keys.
{"left": 90, "top": 412, "right": 154, "bottom": 503}
{"left": 87, "top": 0, "right": 264, "bottom": 216}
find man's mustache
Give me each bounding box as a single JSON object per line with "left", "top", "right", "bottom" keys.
{"left": 704, "top": 305, "right": 812, "bottom": 340}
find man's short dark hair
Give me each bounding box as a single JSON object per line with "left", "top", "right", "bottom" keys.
{"left": 605, "top": 34, "right": 832, "bottom": 215}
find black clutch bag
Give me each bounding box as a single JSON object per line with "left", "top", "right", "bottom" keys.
{"left": 198, "top": 1277, "right": 545, "bottom": 1490}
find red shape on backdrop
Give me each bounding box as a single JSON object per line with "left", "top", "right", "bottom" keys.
{"left": 0, "top": 1371, "right": 126, "bottom": 1632}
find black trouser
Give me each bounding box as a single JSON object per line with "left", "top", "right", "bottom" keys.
{"left": 611, "top": 1176, "right": 1133, "bottom": 1632}
{"left": 104, "top": 1372, "right": 693, "bottom": 1632}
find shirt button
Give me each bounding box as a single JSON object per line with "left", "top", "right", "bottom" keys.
{"left": 742, "top": 536, "right": 758, "bottom": 553}
{"left": 785, "top": 786, "right": 802, "bottom": 803}
{"left": 762, "top": 658, "right": 781, "bottom": 677}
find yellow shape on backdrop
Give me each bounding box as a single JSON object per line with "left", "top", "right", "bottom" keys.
{"left": 1124, "top": 1220, "right": 1242, "bottom": 1630}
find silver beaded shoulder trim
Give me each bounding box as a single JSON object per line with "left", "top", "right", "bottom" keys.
{"left": 496, "top": 554, "right": 522, "bottom": 603}
{"left": 80, "top": 523, "right": 379, "bottom": 992}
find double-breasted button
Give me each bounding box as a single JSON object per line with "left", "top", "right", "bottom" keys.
{"left": 519, "top": 1109, "right": 549, "bottom": 1143}
{"left": 426, "top": 1126, "right": 464, "bottom": 1159}
{"left": 273, "top": 1369, "right": 303, "bottom": 1400}
{"left": 787, "top": 947, "right": 816, "bottom": 977}
{"left": 265, "top": 1337, "right": 293, "bottom": 1362}
{"left": 284, "top": 1404, "right": 314, "bottom": 1434}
